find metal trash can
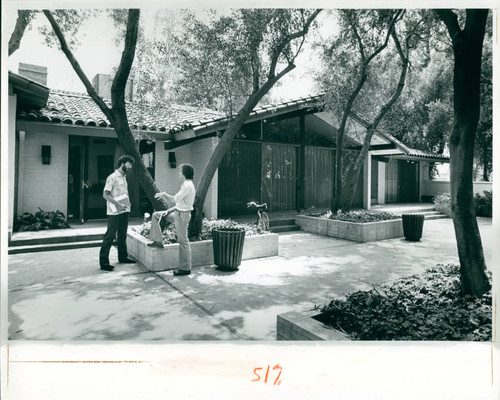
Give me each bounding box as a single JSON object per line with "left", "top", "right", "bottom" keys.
{"left": 212, "top": 228, "right": 245, "bottom": 271}
{"left": 402, "top": 214, "right": 425, "bottom": 241}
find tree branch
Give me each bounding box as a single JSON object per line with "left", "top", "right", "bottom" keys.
{"left": 9, "top": 10, "right": 33, "bottom": 56}
{"left": 268, "top": 9, "right": 321, "bottom": 78}
{"left": 43, "top": 10, "right": 112, "bottom": 120}
{"left": 365, "top": 10, "right": 403, "bottom": 65}
{"left": 434, "top": 9, "right": 461, "bottom": 40}
{"left": 111, "top": 9, "right": 140, "bottom": 107}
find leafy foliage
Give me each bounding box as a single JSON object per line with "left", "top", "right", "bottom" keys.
{"left": 317, "top": 264, "right": 492, "bottom": 341}
{"left": 312, "top": 210, "right": 399, "bottom": 223}
{"left": 174, "top": 9, "right": 320, "bottom": 114}
{"left": 474, "top": 191, "right": 492, "bottom": 218}
{"left": 14, "top": 208, "right": 70, "bottom": 232}
{"left": 135, "top": 217, "right": 263, "bottom": 244}
{"left": 433, "top": 192, "right": 450, "bottom": 205}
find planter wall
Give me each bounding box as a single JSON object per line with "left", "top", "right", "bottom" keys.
{"left": 295, "top": 215, "right": 403, "bottom": 242}
{"left": 127, "top": 229, "right": 279, "bottom": 272}
{"left": 277, "top": 310, "right": 349, "bottom": 341}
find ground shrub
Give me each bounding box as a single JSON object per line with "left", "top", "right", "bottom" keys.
{"left": 313, "top": 210, "right": 400, "bottom": 223}
{"left": 433, "top": 192, "right": 450, "bottom": 205}
{"left": 13, "top": 208, "right": 70, "bottom": 232}
{"left": 474, "top": 190, "right": 492, "bottom": 218}
{"left": 135, "top": 217, "right": 262, "bottom": 244}
{"left": 433, "top": 191, "right": 492, "bottom": 218}
{"left": 316, "top": 264, "right": 491, "bottom": 341}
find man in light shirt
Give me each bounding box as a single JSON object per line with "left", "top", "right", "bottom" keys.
{"left": 99, "top": 155, "right": 136, "bottom": 271}
{"left": 148, "top": 164, "right": 196, "bottom": 276}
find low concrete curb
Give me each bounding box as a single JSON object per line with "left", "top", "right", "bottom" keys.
{"left": 127, "top": 229, "right": 279, "bottom": 271}
{"left": 277, "top": 310, "right": 350, "bottom": 341}
{"left": 295, "top": 215, "right": 403, "bottom": 242}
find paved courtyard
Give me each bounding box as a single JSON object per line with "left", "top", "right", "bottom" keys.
{"left": 7, "top": 217, "right": 493, "bottom": 341}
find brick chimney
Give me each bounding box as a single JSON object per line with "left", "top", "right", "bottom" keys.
{"left": 18, "top": 63, "right": 48, "bottom": 85}
{"left": 92, "top": 73, "right": 134, "bottom": 101}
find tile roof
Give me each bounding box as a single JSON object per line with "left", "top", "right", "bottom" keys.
{"left": 15, "top": 87, "right": 449, "bottom": 161}
{"left": 17, "top": 89, "right": 226, "bottom": 134}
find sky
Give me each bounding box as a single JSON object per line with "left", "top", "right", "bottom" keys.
{"left": 5, "top": 8, "right": 329, "bottom": 103}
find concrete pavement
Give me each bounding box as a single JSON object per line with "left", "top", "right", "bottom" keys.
{"left": 8, "top": 217, "right": 493, "bottom": 341}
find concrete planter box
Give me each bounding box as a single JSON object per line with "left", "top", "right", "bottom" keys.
{"left": 127, "top": 229, "right": 279, "bottom": 272}
{"left": 295, "top": 215, "right": 403, "bottom": 242}
{"left": 277, "top": 310, "right": 349, "bottom": 341}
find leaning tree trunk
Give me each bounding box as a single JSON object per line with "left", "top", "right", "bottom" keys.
{"left": 44, "top": 9, "right": 166, "bottom": 212}
{"left": 446, "top": 11, "right": 490, "bottom": 296}
{"left": 340, "top": 27, "right": 409, "bottom": 211}
{"left": 189, "top": 65, "right": 294, "bottom": 235}
{"left": 110, "top": 110, "right": 166, "bottom": 211}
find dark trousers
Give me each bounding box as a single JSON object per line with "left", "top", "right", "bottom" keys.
{"left": 99, "top": 212, "right": 129, "bottom": 266}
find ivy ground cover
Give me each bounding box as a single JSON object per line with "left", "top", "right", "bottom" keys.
{"left": 315, "top": 264, "right": 491, "bottom": 341}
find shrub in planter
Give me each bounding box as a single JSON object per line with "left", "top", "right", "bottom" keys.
{"left": 135, "top": 217, "right": 261, "bottom": 245}
{"left": 316, "top": 210, "right": 400, "bottom": 223}
{"left": 474, "top": 190, "right": 492, "bottom": 218}
{"left": 315, "top": 264, "right": 491, "bottom": 341}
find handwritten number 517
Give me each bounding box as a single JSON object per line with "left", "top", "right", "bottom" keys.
{"left": 252, "top": 364, "right": 282, "bottom": 385}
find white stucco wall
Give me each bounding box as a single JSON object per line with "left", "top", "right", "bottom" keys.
{"left": 154, "top": 136, "right": 218, "bottom": 218}
{"left": 8, "top": 91, "right": 17, "bottom": 238}
{"left": 422, "top": 180, "right": 492, "bottom": 198}
{"left": 18, "top": 131, "right": 68, "bottom": 215}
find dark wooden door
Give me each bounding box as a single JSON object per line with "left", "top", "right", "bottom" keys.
{"left": 398, "top": 160, "right": 419, "bottom": 202}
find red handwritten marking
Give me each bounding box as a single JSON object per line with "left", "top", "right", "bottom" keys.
{"left": 252, "top": 367, "right": 263, "bottom": 382}
{"left": 252, "top": 364, "right": 282, "bottom": 385}
{"left": 264, "top": 365, "right": 270, "bottom": 383}
{"left": 273, "top": 364, "right": 282, "bottom": 385}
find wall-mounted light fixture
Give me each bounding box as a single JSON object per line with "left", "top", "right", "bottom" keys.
{"left": 168, "top": 152, "right": 177, "bottom": 168}
{"left": 41, "top": 145, "right": 51, "bottom": 165}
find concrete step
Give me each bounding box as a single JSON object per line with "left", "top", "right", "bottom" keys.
{"left": 8, "top": 240, "right": 103, "bottom": 255}
{"left": 269, "top": 218, "right": 295, "bottom": 227}
{"left": 424, "top": 213, "right": 449, "bottom": 220}
{"left": 9, "top": 233, "right": 104, "bottom": 247}
{"left": 270, "top": 225, "right": 301, "bottom": 233}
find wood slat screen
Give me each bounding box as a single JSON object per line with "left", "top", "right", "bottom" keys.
{"left": 261, "top": 143, "right": 297, "bottom": 211}
{"left": 218, "top": 141, "right": 262, "bottom": 216}
{"left": 304, "top": 146, "right": 334, "bottom": 209}
{"left": 385, "top": 158, "right": 399, "bottom": 203}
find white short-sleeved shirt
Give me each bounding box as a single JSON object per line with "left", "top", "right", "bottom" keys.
{"left": 174, "top": 180, "right": 195, "bottom": 211}
{"left": 103, "top": 169, "right": 130, "bottom": 215}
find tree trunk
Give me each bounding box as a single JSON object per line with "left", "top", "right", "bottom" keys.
{"left": 44, "top": 9, "right": 166, "bottom": 213}
{"left": 110, "top": 111, "right": 166, "bottom": 211}
{"left": 443, "top": 10, "right": 490, "bottom": 296}
{"left": 189, "top": 69, "right": 292, "bottom": 234}
{"left": 339, "top": 28, "right": 409, "bottom": 211}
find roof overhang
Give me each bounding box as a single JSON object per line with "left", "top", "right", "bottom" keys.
{"left": 9, "top": 71, "right": 50, "bottom": 108}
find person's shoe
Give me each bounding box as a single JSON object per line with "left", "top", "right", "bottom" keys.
{"left": 147, "top": 241, "right": 163, "bottom": 248}
{"left": 100, "top": 264, "right": 114, "bottom": 271}
{"left": 173, "top": 269, "right": 191, "bottom": 276}
{"left": 119, "top": 258, "right": 136, "bottom": 264}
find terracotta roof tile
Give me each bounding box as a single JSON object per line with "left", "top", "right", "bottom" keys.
{"left": 16, "top": 88, "right": 448, "bottom": 161}
{"left": 18, "top": 89, "right": 225, "bottom": 134}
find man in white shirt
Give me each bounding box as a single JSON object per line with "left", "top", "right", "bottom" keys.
{"left": 148, "top": 164, "right": 196, "bottom": 276}
{"left": 99, "top": 155, "right": 136, "bottom": 271}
